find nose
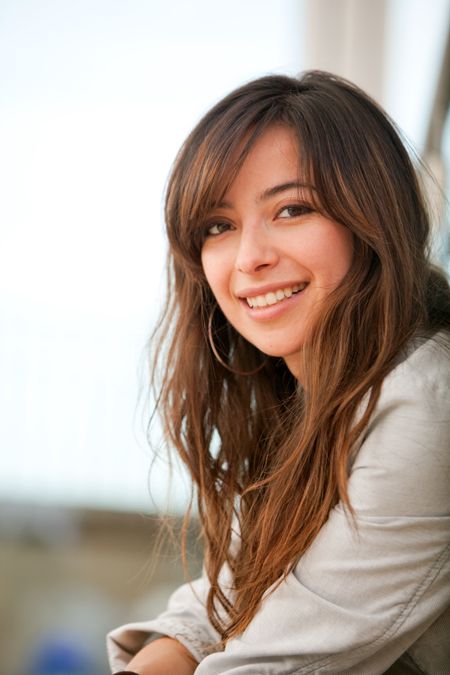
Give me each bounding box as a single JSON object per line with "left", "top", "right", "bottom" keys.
{"left": 234, "top": 223, "right": 279, "bottom": 274}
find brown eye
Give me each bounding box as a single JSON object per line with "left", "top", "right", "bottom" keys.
{"left": 206, "top": 221, "right": 232, "bottom": 236}
{"left": 277, "top": 204, "right": 314, "bottom": 218}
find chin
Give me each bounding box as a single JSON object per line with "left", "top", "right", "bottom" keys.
{"left": 255, "top": 345, "right": 303, "bottom": 359}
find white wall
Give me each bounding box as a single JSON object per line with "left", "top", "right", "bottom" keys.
{"left": 0, "top": 0, "right": 301, "bottom": 512}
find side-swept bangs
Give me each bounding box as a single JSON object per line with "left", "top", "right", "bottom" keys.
{"left": 152, "top": 71, "right": 450, "bottom": 644}
{"left": 165, "top": 71, "right": 429, "bottom": 294}
{"left": 163, "top": 78, "right": 314, "bottom": 278}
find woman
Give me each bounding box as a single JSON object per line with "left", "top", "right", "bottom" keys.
{"left": 108, "top": 71, "right": 450, "bottom": 674}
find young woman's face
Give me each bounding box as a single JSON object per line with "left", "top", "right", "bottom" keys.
{"left": 200, "top": 125, "right": 354, "bottom": 376}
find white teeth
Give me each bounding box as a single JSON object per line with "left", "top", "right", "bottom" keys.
{"left": 245, "top": 283, "right": 307, "bottom": 309}
{"left": 256, "top": 295, "right": 265, "bottom": 307}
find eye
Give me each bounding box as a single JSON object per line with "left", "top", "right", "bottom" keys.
{"left": 277, "top": 204, "right": 314, "bottom": 219}
{"left": 205, "top": 221, "right": 233, "bottom": 237}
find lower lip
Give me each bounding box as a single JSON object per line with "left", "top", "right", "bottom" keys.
{"left": 240, "top": 287, "right": 308, "bottom": 321}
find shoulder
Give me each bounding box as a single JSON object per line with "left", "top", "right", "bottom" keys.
{"left": 367, "top": 330, "right": 450, "bottom": 431}
{"left": 382, "top": 331, "right": 450, "bottom": 404}
{"left": 349, "top": 331, "right": 450, "bottom": 517}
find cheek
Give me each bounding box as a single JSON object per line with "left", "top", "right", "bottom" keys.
{"left": 201, "top": 250, "right": 228, "bottom": 301}
{"left": 312, "top": 226, "right": 353, "bottom": 284}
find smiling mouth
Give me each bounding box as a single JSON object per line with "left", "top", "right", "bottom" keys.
{"left": 245, "top": 283, "right": 308, "bottom": 309}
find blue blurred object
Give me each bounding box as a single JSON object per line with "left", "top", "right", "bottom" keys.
{"left": 27, "top": 635, "right": 94, "bottom": 675}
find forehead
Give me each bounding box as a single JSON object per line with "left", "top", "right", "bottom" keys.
{"left": 215, "top": 125, "right": 304, "bottom": 206}
{"left": 243, "top": 124, "right": 299, "bottom": 161}
{"left": 239, "top": 125, "right": 299, "bottom": 174}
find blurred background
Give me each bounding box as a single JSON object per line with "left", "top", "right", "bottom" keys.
{"left": 1, "top": 0, "right": 450, "bottom": 672}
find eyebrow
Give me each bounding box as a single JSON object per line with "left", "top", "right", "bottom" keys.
{"left": 258, "top": 181, "right": 315, "bottom": 203}
{"left": 216, "top": 181, "right": 315, "bottom": 209}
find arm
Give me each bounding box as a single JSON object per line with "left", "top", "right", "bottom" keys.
{"left": 125, "top": 637, "right": 197, "bottom": 674}
{"left": 109, "top": 337, "right": 450, "bottom": 674}
{"left": 107, "top": 575, "right": 220, "bottom": 673}
{"left": 195, "top": 337, "right": 450, "bottom": 674}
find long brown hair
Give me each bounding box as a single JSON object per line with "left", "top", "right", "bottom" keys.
{"left": 150, "top": 71, "right": 450, "bottom": 642}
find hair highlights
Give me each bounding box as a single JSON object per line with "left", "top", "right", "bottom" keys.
{"left": 151, "top": 71, "right": 450, "bottom": 642}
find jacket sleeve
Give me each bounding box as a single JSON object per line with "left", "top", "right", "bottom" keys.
{"left": 107, "top": 337, "right": 450, "bottom": 675}
{"left": 196, "top": 338, "right": 450, "bottom": 674}
{"left": 107, "top": 574, "right": 220, "bottom": 673}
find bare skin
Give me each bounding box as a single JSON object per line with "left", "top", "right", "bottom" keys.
{"left": 126, "top": 637, "right": 198, "bottom": 674}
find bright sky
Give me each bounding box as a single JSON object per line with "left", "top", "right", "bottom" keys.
{"left": 0, "top": 0, "right": 448, "bottom": 513}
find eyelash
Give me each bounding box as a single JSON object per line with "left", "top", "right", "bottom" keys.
{"left": 276, "top": 203, "right": 314, "bottom": 218}
{"left": 205, "top": 221, "right": 233, "bottom": 237}
{"left": 203, "top": 203, "right": 314, "bottom": 238}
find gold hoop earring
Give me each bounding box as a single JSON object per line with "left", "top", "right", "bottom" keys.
{"left": 207, "top": 306, "right": 267, "bottom": 376}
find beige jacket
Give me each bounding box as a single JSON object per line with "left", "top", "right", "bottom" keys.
{"left": 107, "top": 335, "right": 450, "bottom": 674}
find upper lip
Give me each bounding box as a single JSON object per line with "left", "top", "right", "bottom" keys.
{"left": 236, "top": 281, "right": 308, "bottom": 298}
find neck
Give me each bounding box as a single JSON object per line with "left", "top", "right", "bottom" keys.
{"left": 283, "top": 353, "right": 303, "bottom": 383}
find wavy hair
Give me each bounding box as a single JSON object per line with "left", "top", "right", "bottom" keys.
{"left": 150, "top": 71, "right": 450, "bottom": 642}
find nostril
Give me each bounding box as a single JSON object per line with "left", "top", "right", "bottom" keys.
{"left": 255, "top": 261, "right": 271, "bottom": 272}
{"left": 235, "top": 247, "right": 278, "bottom": 274}
{"left": 236, "top": 260, "right": 272, "bottom": 273}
